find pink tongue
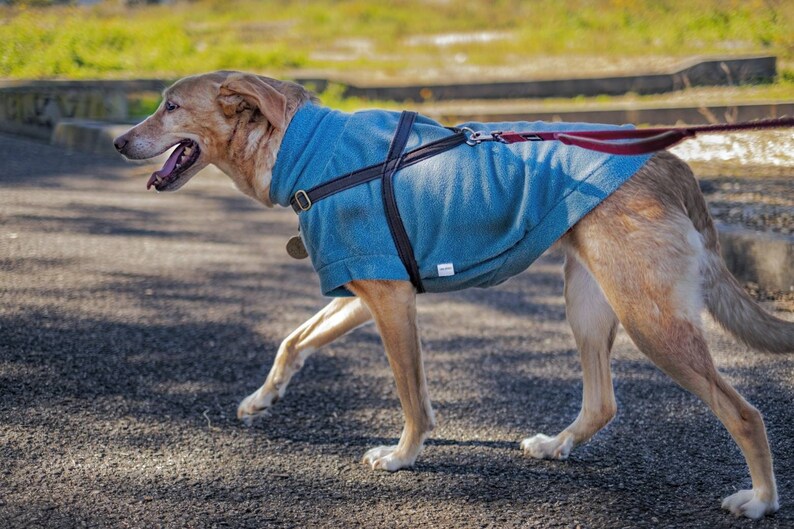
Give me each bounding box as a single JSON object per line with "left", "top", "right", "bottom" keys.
{"left": 147, "top": 143, "right": 186, "bottom": 189}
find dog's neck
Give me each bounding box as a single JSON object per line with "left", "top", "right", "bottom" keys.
{"left": 249, "top": 128, "right": 285, "bottom": 208}
{"left": 211, "top": 120, "right": 286, "bottom": 208}
{"left": 268, "top": 104, "right": 351, "bottom": 209}
{"left": 217, "top": 101, "right": 313, "bottom": 208}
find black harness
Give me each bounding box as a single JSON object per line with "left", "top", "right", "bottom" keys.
{"left": 288, "top": 111, "right": 467, "bottom": 293}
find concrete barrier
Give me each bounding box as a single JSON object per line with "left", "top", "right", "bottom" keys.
{"left": 0, "top": 56, "right": 779, "bottom": 139}
{"left": 295, "top": 55, "right": 777, "bottom": 102}
{"left": 0, "top": 79, "right": 167, "bottom": 140}
{"left": 52, "top": 119, "right": 138, "bottom": 157}
{"left": 52, "top": 119, "right": 170, "bottom": 166}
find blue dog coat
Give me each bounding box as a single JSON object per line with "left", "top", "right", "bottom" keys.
{"left": 270, "top": 104, "right": 652, "bottom": 297}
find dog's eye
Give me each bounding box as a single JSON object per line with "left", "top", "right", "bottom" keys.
{"left": 165, "top": 101, "right": 179, "bottom": 112}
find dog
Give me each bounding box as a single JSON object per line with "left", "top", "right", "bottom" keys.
{"left": 113, "top": 71, "right": 793, "bottom": 519}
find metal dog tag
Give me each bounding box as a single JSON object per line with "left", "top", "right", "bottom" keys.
{"left": 286, "top": 235, "right": 308, "bottom": 259}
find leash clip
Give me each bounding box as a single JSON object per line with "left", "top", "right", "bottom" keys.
{"left": 461, "top": 127, "right": 501, "bottom": 146}
{"left": 462, "top": 129, "right": 536, "bottom": 145}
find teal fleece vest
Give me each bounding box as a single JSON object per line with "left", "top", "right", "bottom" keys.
{"left": 270, "top": 104, "right": 651, "bottom": 297}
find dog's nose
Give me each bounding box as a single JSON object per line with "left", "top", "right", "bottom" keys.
{"left": 113, "top": 135, "right": 128, "bottom": 153}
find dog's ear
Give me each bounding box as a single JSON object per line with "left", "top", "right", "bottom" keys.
{"left": 217, "top": 73, "right": 288, "bottom": 130}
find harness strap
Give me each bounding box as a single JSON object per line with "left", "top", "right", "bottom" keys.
{"left": 381, "top": 111, "right": 424, "bottom": 293}
{"left": 290, "top": 112, "right": 467, "bottom": 292}
{"left": 290, "top": 127, "right": 467, "bottom": 213}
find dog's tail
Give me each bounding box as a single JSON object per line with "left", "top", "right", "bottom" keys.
{"left": 679, "top": 160, "right": 794, "bottom": 353}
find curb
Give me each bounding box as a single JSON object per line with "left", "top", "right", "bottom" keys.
{"left": 50, "top": 119, "right": 793, "bottom": 293}
{"left": 52, "top": 119, "right": 170, "bottom": 166}
{"left": 52, "top": 119, "right": 136, "bottom": 156}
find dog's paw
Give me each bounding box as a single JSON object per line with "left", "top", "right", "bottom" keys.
{"left": 237, "top": 387, "right": 280, "bottom": 426}
{"left": 362, "top": 445, "right": 415, "bottom": 472}
{"left": 721, "top": 489, "right": 779, "bottom": 520}
{"left": 520, "top": 433, "right": 573, "bottom": 460}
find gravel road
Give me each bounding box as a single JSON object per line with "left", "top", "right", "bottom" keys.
{"left": 1, "top": 133, "right": 793, "bottom": 528}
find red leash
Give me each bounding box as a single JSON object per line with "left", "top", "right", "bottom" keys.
{"left": 462, "top": 116, "right": 794, "bottom": 155}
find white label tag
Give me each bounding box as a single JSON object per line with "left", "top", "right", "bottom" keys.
{"left": 437, "top": 263, "right": 455, "bottom": 277}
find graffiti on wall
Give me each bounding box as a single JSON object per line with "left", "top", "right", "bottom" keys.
{"left": 0, "top": 89, "right": 127, "bottom": 138}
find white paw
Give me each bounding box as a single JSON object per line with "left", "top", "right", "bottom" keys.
{"left": 721, "top": 489, "right": 779, "bottom": 520}
{"left": 237, "top": 387, "right": 279, "bottom": 426}
{"left": 362, "top": 445, "right": 415, "bottom": 472}
{"left": 520, "top": 433, "right": 573, "bottom": 460}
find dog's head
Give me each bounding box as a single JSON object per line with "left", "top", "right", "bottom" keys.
{"left": 114, "top": 70, "right": 311, "bottom": 200}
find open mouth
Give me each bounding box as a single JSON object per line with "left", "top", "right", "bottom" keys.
{"left": 147, "top": 140, "right": 201, "bottom": 191}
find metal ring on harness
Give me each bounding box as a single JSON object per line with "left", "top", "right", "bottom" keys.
{"left": 461, "top": 127, "right": 500, "bottom": 146}
{"left": 293, "top": 189, "right": 312, "bottom": 211}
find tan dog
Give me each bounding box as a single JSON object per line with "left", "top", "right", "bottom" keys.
{"left": 114, "top": 71, "right": 793, "bottom": 520}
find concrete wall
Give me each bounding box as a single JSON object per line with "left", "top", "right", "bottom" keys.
{"left": 0, "top": 55, "right": 780, "bottom": 140}
{"left": 0, "top": 79, "right": 167, "bottom": 140}
{"left": 295, "top": 55, "right": 778, "bottom": 102}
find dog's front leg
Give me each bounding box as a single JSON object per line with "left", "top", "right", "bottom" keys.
{"left": 348, "top": 280, "right": 435, "bottom": 471}
{"left": 237, "top": 297, "right": 372, "bottom": 424}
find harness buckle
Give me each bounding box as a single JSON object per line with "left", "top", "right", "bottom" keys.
{"left": 293, "top": 190, "right": 312, "bottom": 211}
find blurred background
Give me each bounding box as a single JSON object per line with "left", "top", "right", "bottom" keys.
{"left": 2, "top": 0, "right": 793, "bottom": 83}
{"left": 1, "top": 0, "right": 793, "bottom": 172}
{"left": 0, "top": 0, "right": 794, "bottom": 99}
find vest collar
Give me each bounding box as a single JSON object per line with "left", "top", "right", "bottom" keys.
{"left": 269, "top": 103, "right": 349, "bottom": 207}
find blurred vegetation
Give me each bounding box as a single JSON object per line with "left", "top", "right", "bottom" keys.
{"left": 1, "top": 0, "right": 792, "bottom": 80}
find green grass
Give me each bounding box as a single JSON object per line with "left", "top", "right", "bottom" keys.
{"left": 1, "top": 0, "right": 792, "bottom": 80}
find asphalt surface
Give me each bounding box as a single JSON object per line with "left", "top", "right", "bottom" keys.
{"left": 1, "top": 133, "right": 793, "bottom": 529}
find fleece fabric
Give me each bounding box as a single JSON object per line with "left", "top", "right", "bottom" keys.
{"left": 269, "top": 104, "right": 652, "bottom": 297}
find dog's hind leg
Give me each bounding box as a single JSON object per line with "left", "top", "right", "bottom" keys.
{"left": 607, "top": 280, "right": 778, "bottom": 519}
{"left": 237, "top": 297, "right": 372, "bottom": 424}
{"left": 572, "top": 187, "right": 778, "bottom": 518}
{"left": 347, "top": 279, "right": 435, "bottom": 471}
{"left": 615, "top": 299, "right": 777, "bottom": 517}
{"left": 521, "top": 250, "right": 618, "bottom": 459}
